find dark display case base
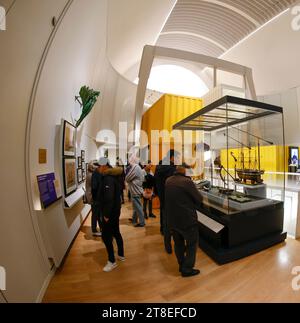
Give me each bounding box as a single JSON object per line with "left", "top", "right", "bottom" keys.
{"left": 198, "top": 231, "right": 287, "bottom": 265}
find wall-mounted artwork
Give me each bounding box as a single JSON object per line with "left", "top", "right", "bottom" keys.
{"left": 81, "top": 161, "right": 86, "bottom": 172}
{"left": 63, "top": 120, "right": 76, "bottom": 156}
{"left": 81, "top": 150, "right": 85, "bottom": 162}
{"left": 77, "top": 168, "right": 83, "bottom": 184}
{"left": 82, "top": 170, "right": 86, "bottom": 182}
{"left": 63, "top": 158, "right": 77, "bottom": 196}
{"left": 77, "top": 156, "right": 82, "bottom": 169}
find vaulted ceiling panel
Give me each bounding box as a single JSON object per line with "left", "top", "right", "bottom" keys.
{"left": 157, "top": 33, "right": 224, "bottom": 57}
{"left": 157, "top": 0, "right": 297, "bottom": 58}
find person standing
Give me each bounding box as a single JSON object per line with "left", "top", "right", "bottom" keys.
{"left": 116, "top": 157, "right": 126, "bottom": 204}
{"left": 90, "top": 161, "right": 102, "bottom": 237}
{"left": 165, "top": 165, "right": 203, "bottom": 277}
{"left": 97, "top": 157, "right": 125, "bottom": 273}
{"left": 126, "top": 156, "right": 145, "bottom": 227}
{"left": 92, "top": 161, "right": 123, "bottom": 237}
{"left": 154, "top": 150, "right": 179, "bottom": 253}
{"left": 142, "top": 161, "right": 156, "bottom": 219}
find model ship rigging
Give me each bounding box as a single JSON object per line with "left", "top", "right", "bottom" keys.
{"left": 222, "top": 127, "right": 274, "bottom": 185}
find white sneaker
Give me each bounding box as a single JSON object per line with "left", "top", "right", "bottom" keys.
{"left": 92, "top": 231, "right": 102, "bottom": 237}
{"left": 103, "top": 261, "right": 118, "bottom": 272}
{"left": 118, "top": 256, "right": 126, "bottom": 262}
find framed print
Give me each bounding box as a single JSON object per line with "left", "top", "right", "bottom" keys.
{"left": 77, "top": 168, "right": 83, "bottom": 184}
{"left": 62, "top": 120, "right": 76, "bottom": 157}
{"left": 63, "top": 158, "right": 77, "bottom": 196}
{"left": 78, "top": 156, "right": 82, "bottom": 168}
{"left": 82, "top": 170, "right": 86, "bottom": 181}
{"left": 289, "top": 147, "right": 299, "bottom": 166}
{"left": 81, "top": 150, "right": 85, "bottom": 162}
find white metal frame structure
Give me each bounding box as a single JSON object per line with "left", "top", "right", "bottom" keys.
{"left": 134, "top": 45, "right": 257, "bottom": 142}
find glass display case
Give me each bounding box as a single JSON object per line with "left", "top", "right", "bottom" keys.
{"left": 173, "top": 96, "right": 287, "bottom": 264}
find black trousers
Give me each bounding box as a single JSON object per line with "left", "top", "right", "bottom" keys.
{"left": 91, "top": 203, "right": 102, "bottom": 233}
{"left": 143, "top": 197, "right": 153, "bottom": 216}
{"left": 101, "top": 215, "right": 124, "bottom": 263}
{"left": 172, "top": 226, "right": 199, "bottom": 274}
{"left": 120, "top": 190, "right": 125, "bottom": 203}
{"left": 160, "top": 205, "right": 172, "bottom": 251}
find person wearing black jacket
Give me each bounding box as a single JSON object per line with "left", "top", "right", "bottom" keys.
{"left": 91, "top": 161, "right": 123, "bottom": 237}
{"left": 96, "top": 158, "right": 125, "bottom": 273}
{"left": 154, "top": 150, "right": 179, "bottom": 253}
{"left": 165, "top": 165, "right": 203, "bottom": 278}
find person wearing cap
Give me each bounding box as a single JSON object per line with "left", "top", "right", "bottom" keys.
{"left": 165, "top": 164, "right": 203, "bottom": 277}
{"left": 154, "top": 149, "right": 180, "bottom": 254}
{"left": 95, "top": 157, "right": 125, "bottom": 272}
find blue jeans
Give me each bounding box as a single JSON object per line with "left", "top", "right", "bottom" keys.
{"left": 132, "top": 196, "right": 145, "bottom": 226}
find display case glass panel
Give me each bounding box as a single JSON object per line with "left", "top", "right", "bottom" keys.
{"left": 174, "top": 96, "right": 285, "bottom": 216}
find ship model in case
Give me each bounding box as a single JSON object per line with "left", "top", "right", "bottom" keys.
{"left": 173, "top": 96, "right": 286, "bottom": 264}
{"left": 230, "top": 127, "right": 273, "bottom": 186}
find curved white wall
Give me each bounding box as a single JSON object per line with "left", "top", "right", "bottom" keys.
{"left": 107, "top": 0, "right": 177, "bottom": 81}
{"left": 0, "top": 0, "right": 68, "bottom": 303}
{"left": 0, "top": 0, "right": 138, "bottom": 302}
{"left": 220, "top": 7, "right": 300, "bottom": 95}
{"left": 219, "top": 5, "right": 300, "bottom": 145}
{"left": 29, "top": 0, "right": 110, "bottom": 269}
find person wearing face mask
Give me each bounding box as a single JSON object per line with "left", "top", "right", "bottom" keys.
{"left": 165, "top": 164, "right": 203, "bottom": 278}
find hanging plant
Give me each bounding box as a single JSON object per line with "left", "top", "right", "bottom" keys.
{"left": 75, "top": 86, "right": 100, "bottom": 128}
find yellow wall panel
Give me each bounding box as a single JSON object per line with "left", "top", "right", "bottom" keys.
{"left": 220, "top": 145, "right": 288, "bottom": 173}
{"left": 141, "top": 94, "right": 203, "bottom": 135}
{"left": 163, "top": 94, "right": 203, "bottom": 132}
{"left": 141, "top": 94, "right": 203, "bottom": 162}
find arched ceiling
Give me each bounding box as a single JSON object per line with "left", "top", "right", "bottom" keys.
{"left": 156, "top": 0, "right": 297, "bottom": 58}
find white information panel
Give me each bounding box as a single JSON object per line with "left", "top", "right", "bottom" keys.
{"left": 197, "top": 211, "right": 225, "bottom": 233}
{"left": 64, "top": 187, "right": 84, "bottom": 209}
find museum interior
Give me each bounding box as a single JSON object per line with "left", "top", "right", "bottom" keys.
{"left": 1, "top": 0, "right": 300, "bottom": 303}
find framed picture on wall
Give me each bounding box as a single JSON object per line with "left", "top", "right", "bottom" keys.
{"left": 81, "top": 150, "right": 85, "bottom": 162}
{"left": 63, "top": 158, "right": 77, "bottom": 196}
{"left": 78, "top": 156, "right": 82, "bottom": 168}
{"left": 62, "top": 120, "right": 76, "bottom": 157}
{"left": 289, "top": 147, "right": 299, "bottom": 165}
{"left": 77, "top": 168, "right": 83, "bottom": 184}
{"left": 82, "top": 170, "right": 86, "bottom": 181}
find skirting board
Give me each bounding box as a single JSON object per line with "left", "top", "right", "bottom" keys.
{"left": 36, "top": 265, "right": 56, "bottom": 303}
{"left": 36, "top": 207, "right": 91, "bottom": 302}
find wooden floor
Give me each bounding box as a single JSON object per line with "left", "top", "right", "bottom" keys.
{"left": 43, "top": 203, "right": 300, "bottom": 303}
